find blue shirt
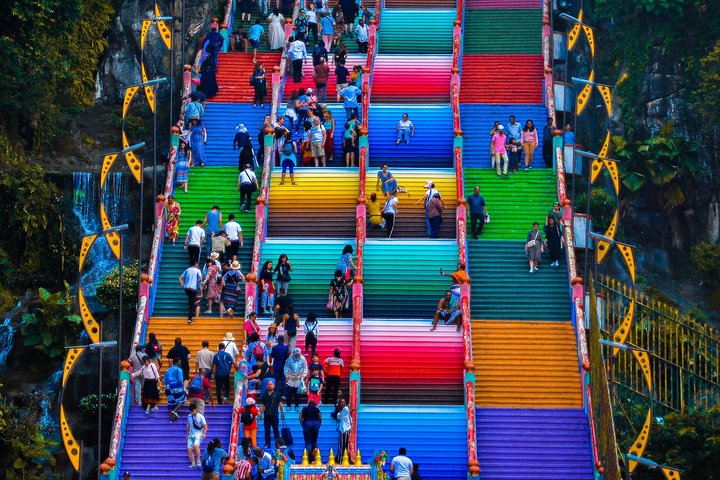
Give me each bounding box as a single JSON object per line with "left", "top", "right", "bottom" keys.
{"left": 297, "top": 94, "right": 309, "bottom": 112}
{"left": 249, "top": 24, "right": 264, "bottom": 41}
{"left": 310, "top": 124, "right": 325, "bottom": 142}
{"left": 206, "top": 210, "right": 221, "bottom": 234}
{"left": 320, "top": 16, "right": 334, "bottom": 35}
{"left": 466, "top": 194, "right": 486, "bottom": 215}
{"left": 212, "top": 350, "right": 234, "bottom": 376}
{"left": 506, "top": 122, "right": 522, "bottom": 143}
{"left": 339, "top": 86, "right": 362, "bottom": 107}
{"left": 564, "top": 131, "right": 575, "bottom": 144}
{"left": 203, "top": 447, "right": 227, "bottom": 473}
{"left": 181, "top": 267, "right": 203, "bottom": 290}
{"left": 257, "top": 451, "right": 275, "bottom": 479}
{"left": 270, "top": 343, "right": 290, "bottom": 372}
{"left": 163, "top": 365, "right": 184, "bottom": 386}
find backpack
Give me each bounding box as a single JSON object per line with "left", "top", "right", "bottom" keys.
{"left": 253, "top": 342, "right": 265, "bottom": 360}
{"left": 202, "top": 453, "right": 215, "bottom": 473}
{"left": 189, "top": 375, "right": 203, "bottom": 394}
{"left": 241, "top": 408, "right": 254, "bottom": 425}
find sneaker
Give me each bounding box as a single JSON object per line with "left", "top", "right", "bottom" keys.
{"left": 223, "top": 397, "right": 229, "bottom": 404}
{"left": 524, "top": 167, "right": 529, "bottom": 171}
{"left": 188, "top": 319, "right": 193, "bottom": 324}
{"left": 189, "top": 464, "right": 196, "bottom": 469}
{"left": 534, "top": 267, "right": 540, "bottom": 272}
{"left": 529, "top": 269, "right": 534, "bottom": 273}
{"left": 196, "top": 461, "right": 202, "bottom": 468}
{"left": 170, "top": 411, "right": 179, "bottom": 421}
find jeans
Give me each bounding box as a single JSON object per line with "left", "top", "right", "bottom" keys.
{"left": 215, "top": 374, "right": 230, "bottom": 403}
{"left": 263, "top": 414, "right": 280, "bottom": 447}
{"left": 470, "top": 213, "right": 485, "bottom": 238}
{"left": 302, "top": 420, "right": 321, "bottom": 455}
{"left": 133, "top": 376, "right": 143, "bottom": 404}
{"left": 509, "top": 151, "right": 521, "bottom": 171}
{"left": 428, "top": 215, "right": 441, "bottom": 238}
{"left": 188, "top": 244, "right": 201, "bottom": 264}
{"left": 397, "top": 129, "right": 411, "bottom": 143}
{"left": 296, "top": 110, "right": 309, "bottom": 133}
{"left": 184, "top": 288, "right": 197, "bottom": 321}
{"left": 344, "top": 106, "right": 358, "bottom": 122}
{"left": 316, "top": 83, "right": 327, "bottom": 103}
{"left": 258, "top": 0, "right": 268, "bottom": 15}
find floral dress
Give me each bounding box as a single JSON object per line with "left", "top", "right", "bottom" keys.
{"left": 205, "top": 263, "right": 222, "bottom": 301}
{"left": 166, "top": 201, "right": 181, "bottom": 241}
{"left": 526, "top": 230, "right": 543, "bottom": 262}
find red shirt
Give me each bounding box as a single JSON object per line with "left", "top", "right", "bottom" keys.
{"left": 323, "top": 356, "right": 344, "bottom": 377}
{"left": 237, "top": 406, "right": 260, "bottom": 429}
{"left": 188, "top": 376, "right": 212, "bottom": 400}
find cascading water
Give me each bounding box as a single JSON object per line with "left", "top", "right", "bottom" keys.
{"left": 0, "top": 317, "right": 15, "bottom": 372}
{"left": 72, "top": 172, "right": 129, "bottom": 300}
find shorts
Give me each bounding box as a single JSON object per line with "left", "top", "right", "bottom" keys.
{"left": 343, "top": 138, "right": 355, "bottom": 151}
{"left": 311, "top": 141, "right": 324, "bottom": 157}
{"left": 187, "top": 432, "right": 203, "bottom": 448}
{"left": 336, "top": 82, "right": 349, "bottom": 92}
{"left": 249, "top": 38, "right": 259, "bottom": 49}
{"left": 189, "top": 397, "right": 206, "bottom": 414}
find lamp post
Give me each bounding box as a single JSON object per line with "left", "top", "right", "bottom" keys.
{"left": 153, "top": 16, "right": 175, "bottom": 131}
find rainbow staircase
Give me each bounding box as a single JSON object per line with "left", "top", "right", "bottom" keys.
{"left": 461, "top": 0, "right": 594, "bottom": 478}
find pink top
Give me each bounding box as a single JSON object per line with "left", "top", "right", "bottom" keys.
{"left": 521, "top": 129, "right": 538, "bottom": 145}
{"left": 244, "top": 319, "right": 261, "bottom": 337}
{"left": 491, "top": 134, "right": 507, "bottom": 154}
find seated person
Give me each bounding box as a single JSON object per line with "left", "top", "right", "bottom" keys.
{"left": 431, "top": 291, "right": 462, "bottom": 331}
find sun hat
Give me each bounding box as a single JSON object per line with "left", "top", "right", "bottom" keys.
{"left": 424, "top": 180, "right": 434, "bottom": 188}
{"left": 210, "top": 252, "right": 220, "bottom": 260}
{"left": 293, "top": 347, "right": 302, "bottom": 355}
{"left": 230, "top": 260, "right": 241, "bottom": 270}
{"left": 223, "top": 332, "right": 236, "bottom": 341}
{"left": 498, "top": 125, "right": 505, "bottom": 130}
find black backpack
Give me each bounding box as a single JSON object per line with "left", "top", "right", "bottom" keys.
{"left": 202, "top": 453, "right": 214, "bottom": 472}
{"left": 241, "top": 408, "right": 254, "bottom": 425}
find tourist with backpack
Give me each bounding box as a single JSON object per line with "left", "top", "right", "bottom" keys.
{"left": 200, "top": 438, "right": 227, "bottom": 479}
{"left": 164, "top": 357, "right": 187, "bottom": 422}
{"left": 304, "top": 313, "right": 319, "bottom": 357}
{"left": 188, "top": 368, "right": 214, "bottom": 414}
{"left": 237, "top": 397, "right": 260, "bottom": 448}
{"left": 211, "top": 342, "right": 235, "bottom": 404}
{"left": 278, "top": 133, "right": 297, "bottom": 186}
{"left": 187, "top": 403, "right": 208, "bottom": 469}
{"left": 246, "top": 332, "right": 268, "bottom": 367}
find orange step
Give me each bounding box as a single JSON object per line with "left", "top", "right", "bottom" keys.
{"left": 472, "top": 320, "right": 583, "bottom": 408}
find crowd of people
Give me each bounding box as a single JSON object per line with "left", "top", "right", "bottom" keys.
{"left": 488, "top": 115, "right": 556, "bottom": 176}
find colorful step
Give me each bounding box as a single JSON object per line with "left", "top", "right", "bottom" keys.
{"left": 259, "top": 239, "right": 356, "bottom": 314}
{"left": 372, "top": 55, "right": 452, "bottom": 103}
{"left": 363, "top": 240, "right": 458, "bottom": 318}
{"left": 267, "top": 169, "right": 359, "bottom": 237}
{"left": 466, "top": 0, "right": 542, "bottom": 7}
{"left": 357, "top": 405, "right": 468, "bottom": 480}
{"left": 467, "top": 241, "right": 569, "bottom": 321}
{"left": 213, "top": 52, "right": 281, "bottom": 104}
{"left": 463, "top": 168, "right": 558, "bottom": 240}
{"left": 472, "top": 320, "right": 583, "bottom": 408}
{"left": 463, "top": 9, "right": 542, "bottom": 54}
{"left": 282, "top": 54, "right": 367, "bottom": 102}
{"left": 360, "top": 320, "right": 464, "bottom": 404}
{"left": 367, "top": 104, "right": 454, "bottom": 167}
{"left": 378, "top": 9, "right": 455, "bottom": 54}
{"left": 119, "top": 405, "right": 233, "bottom": 479}
{"left": 459, "top": 54, "right": 543, "bottom": 104}
{"left": 460, "top": 104, "right": 549, "bottom": 167}
{"left": 364, "top": 168, "right": 457, "bottom": 238}
{"left": 385, "top": 0, "right": 457, "bottom": 7}
{"left": 475, "top": 408, "right": 594, "bottom": 479}
{"left": 202, "top": 103, "right": 271, "bottom": 167}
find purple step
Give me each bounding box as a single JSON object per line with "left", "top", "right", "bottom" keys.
{"left": 120, "top": 405, "right": 233, "bottom": 479}
{"left": 475, "top": 408, "right": 594, "bottom": 480}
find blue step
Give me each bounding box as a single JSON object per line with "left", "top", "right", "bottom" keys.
{"left": 368, "top": 104, "right": 454, "bottom": 167}
{"left": 357, "top": 405, "right": 468, "bottom": 480}
{"left": 460, "top": 104, "right": 549, "bottom": 168}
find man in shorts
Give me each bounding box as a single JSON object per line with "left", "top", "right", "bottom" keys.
{"left": 430, "top": 291, "right": 462, "bottom": 331}
{"left": 187, "top": 403, "right": 207, "bottom": 468}
{"left": 248, "top": 19, "right": 265, "bottom": 63}
{"left": 309, "top": 117, "right": 327, "bottom": 167}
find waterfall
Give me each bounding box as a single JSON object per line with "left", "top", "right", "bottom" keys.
{"left": 0, "top": 317, "right": 15, "bottom": 372}
{"left": 72, "top": 172, "right": 129, "bottom": 299}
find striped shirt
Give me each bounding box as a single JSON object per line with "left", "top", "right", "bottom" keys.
{"left": 235, "top": 459, "right": 252, "bottom": 479}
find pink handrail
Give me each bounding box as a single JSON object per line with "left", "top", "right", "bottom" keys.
{"left": 542, "top": 0, "right": 599, "bottom": 471}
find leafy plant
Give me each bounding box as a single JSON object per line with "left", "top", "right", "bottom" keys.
{"left": 96, "top": 261, "right": 141, "bottom": 311}
{"left": 574, "top": 187, "right": 617, "bottom": 233}
{"left": 613, "top": 127, "right": 701, "bottom": 208}
{"left": 690, "top": 242, "right": 720, "bottom": 286}
{"left": 697, "top": 39, "right": 720, "bottom": 130}
{"left": 21, "top": 282, "right": 82, "bottom": 358}
{"left": 78, "top": 393, "right": 118, "bottom": 417}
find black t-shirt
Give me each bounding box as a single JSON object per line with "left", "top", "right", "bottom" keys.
{"left": 167, "top": 345, "right": 190, "bottom": 375}
{"left": 276, "top": 295, "right": 293, "bottom": 315}
{"left": 301, "top": 405, "right": 321, "bottom": 422}
{"left": 262, "top": 391, "right": 281, "bottom": 416}
{"left": 335, "top": 65, "right": 350, "bottom": 84}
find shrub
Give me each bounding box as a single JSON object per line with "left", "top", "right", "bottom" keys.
{"left": 575, "top": 187, "right": 617, "bottom": 233}
{"left": 78, "top": 393, "right": 118, "bottom": 417}
{"left": 96, "top": 261, "right": 141, "bottom": 311}
{"left": 20, "top": 283, "right": 82, "bottom": 359}
{"left": 690, "top": 242, "right": 720, "bottom": 286}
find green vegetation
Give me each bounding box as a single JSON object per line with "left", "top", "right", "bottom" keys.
{"left": 0, "top": 385, "right": 60, "bottom": 480}
{"left": 21, "top": 282, "right": 83, "bottom": 358}
{"left": 0, "top": 0, "right": 115, "bottom": 150}
{"left": 96, "top": 260, "right": 142, "bottom": 311}
{"left": 78, "top": 393, "right": 118, "bottom": 417}
{"left": 690, "top": 242, "right": 720, "bottom": 287}
{"left": 575, "top": 186, "right": 616, "bottom": 232}
{"left": 697, "top": 39, "right": 720, "bottom": 129}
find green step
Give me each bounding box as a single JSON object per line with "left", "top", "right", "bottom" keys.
{"left": 363, "top": 240, "right": 458, "bottom": 318}
{"left": 259, "top": 239, "right": 356, "bottom": 315}
{"left": 463, "top": 168, "right": 558, "bottom": 241}
{"left": 463, "top": 9, "right": 542, "bottom": 55}
{"left": 468, "top": 241, "right": 569, "bottom": 321}
{"left": 378, "top": 9, "right": 455, "bottom": 54}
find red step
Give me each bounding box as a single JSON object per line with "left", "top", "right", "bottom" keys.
{"left": 460, "top": 54, "right": 543, "bottom": 104}
{"left": 212, "top": 52, "right": 282, "bottom": 103}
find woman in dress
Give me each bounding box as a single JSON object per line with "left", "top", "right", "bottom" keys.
{"left": 323, "top": 108, "right": 335, "bottom": 163}
{"left": 268, "top": 9, "right": 285, "bottom": 51}
{"left": 203, "top": 258, "right": 222, "bottom": 314}
{"left": 165, "top": 195, "right": 181, "bottom": 243}
{"left": 251, "top": 62, "right": 268, "bottom": 108}
{"left": 375, "top": 164, "right": 398, "bottom": 197}
{"left": 188, "top": 118, "right": 207, "bottom": 166}
{"left": 524, "top": 221, "right": 544, "bottom": 273}
{"left": 175, "top": 141, "right": 192, "bottom": 192}
{"left": 329, "top": 269, "right": 349, "bottom": 318}
{"left": 543, "top": 216, "right": 564, "bottom": 267}
{"left": 274, "top": 254, "right": 293, "bottom": 295}
{"left": 259, "top": 259, "right": 275, "bottom": 315}
{"left": 132, "top": 355, "right": 162, "bottom": 415}
{"left": 220, "top": 260, "right": 246, "bottom": 318}
{"left": 199, "top": 56, "right": 219, "bottom": 99}
{"left": 332, "top": 5, "right": 345, "bottom": 48}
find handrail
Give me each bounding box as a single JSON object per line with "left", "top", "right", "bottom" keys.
{"left": 544, "top": 0, "right": 599, "bottom": 472}
{"left": 222, "top": 373, "right": 246, "bottom": 476}
{"left": 348, "top": 0, "right": 382, "bottom": 462}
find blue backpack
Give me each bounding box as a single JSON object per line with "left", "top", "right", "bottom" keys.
{"left": 189, "top": 375, "right": 203, "bottom": 394}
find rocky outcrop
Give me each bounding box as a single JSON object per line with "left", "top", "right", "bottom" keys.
{"left": 642, "top": 47, "right": 689, "bottom": 138}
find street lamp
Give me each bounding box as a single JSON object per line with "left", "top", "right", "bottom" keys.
{"left": 65, "top": 339, "right": 118, "bottom": 480}
{"left": 153, "top": 16, "right": 175, "bottom": 132}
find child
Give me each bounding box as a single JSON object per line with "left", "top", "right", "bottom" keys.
{"left": 308, "top": 354, "right": 325, "bottom": 381}
{"left": 304, "top": 312, "right": 319, "bottom": 357}
{"left": 307, "top": 366, "right": 324, "bottom": 405}
{"left": 508, "top": 137, "right": 521, "bottom": 174}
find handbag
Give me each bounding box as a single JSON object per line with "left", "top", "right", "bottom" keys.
{"left": 298, "top": 379, "right": 307, "bottom": 394}
{"left": 526, "top": 231, "right": 540, "bottom": 249}
{"left": 326, "top": 297, "right": 333, "bottom": 311}
{"left": 281, "top": 419, "right": 294, "bottom": 446}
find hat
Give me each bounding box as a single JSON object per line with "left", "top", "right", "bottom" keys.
{"left": 236, "top": 123, "right": 247, "bottom": 132}
{"left": 210, "top": 252, "right": 220, "bottom": 260}
{"left": 497, "top": 125, "right": 505, "bottom": 130}
{"left": 424, "top": 180, "right": 434, "bottom": 189}
{"left": 223, "top": 332, "right": 236, "bottom": 341}
{"left": 245, "top": 397, "right": 256, "bottom": 406}
{"left": 293, "top": 347, "right": 302, "bottom": 355}
{"left": 307, "top": 88, "right": 313, "bottom": 94}
{"left": 230, "top": 260, "right": 241, "bottom": 270}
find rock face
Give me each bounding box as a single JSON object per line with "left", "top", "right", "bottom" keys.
{"left": 97, "top": 0, "right": 214, "bottom": 105}
{"left": 642, "top": 47, "right": 689, "bottom": 138}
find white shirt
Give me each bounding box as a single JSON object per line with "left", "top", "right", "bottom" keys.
{"left": 222, "top": 340, "right": 240, "bottom": 359}
{"left": 287, "top": 40, "right": 307, "bottom": 61}
{"left": 306, "top": 10, "right": 317, "bottom": 24}
{"left": 187, "top": 412, "right": 207, "bottom": 435}
{"left": 356, "top": 23, "right": 368, "bottom": 42}
{"left": 239, "top": 169, "right": 257, "bottom": 185}
{"left": 224, "top": 221, "right": 242, "bottom": 241}
{"left": 186, "top": 225, "right": 205, "bottom": 246}
{"left": 384, "top": 196, "right": 398, "bottom": 215}
{"left": 391, "top": 455, "right": 413, "bottom": 478}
